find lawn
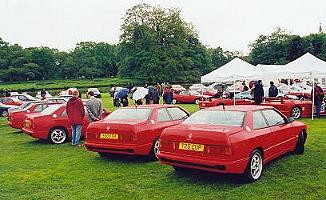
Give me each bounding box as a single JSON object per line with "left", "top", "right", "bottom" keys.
{"left": 0, "top": 94, "right": 325, "bottom": 199}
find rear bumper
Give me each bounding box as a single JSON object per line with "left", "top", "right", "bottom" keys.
{"left": 85, "top": 141, "right": 153, "bottom": 156}
{"left": 22, "top": 127, "right": 48, "bottom": 140}
{"left": 157, "top": 151, "right": 248, "bottom": 174}
{"left": 8, "top": 120, "right": 23, "bottom": 129}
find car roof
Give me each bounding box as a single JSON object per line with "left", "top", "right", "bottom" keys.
{"left": 123, "top": 104, "right": 180, "bottom": 109}
{"left": 204, "top": 105, "right": 274, "bottom": 112}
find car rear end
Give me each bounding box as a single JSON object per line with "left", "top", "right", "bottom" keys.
{"left": 22, "top": 114, "right": 49, "bottom": 140}
{"left": 8, "top": 110, "right": 26, "bottom": 129}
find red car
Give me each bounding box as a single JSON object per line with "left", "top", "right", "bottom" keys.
{"left": 199, "top": 97, "right": 326, "bottom": 119}
{"left": 158, "top": 105, "right": 307, "bottom": 182}
{"left": 172, "top": 90, "right": 212, "bottom": 105}
{"left": 8, "top": 102, "right": 59, "bottom": 129}
{"left": 0, "top": 97, "right": 23, "bottom": 106}
{"left": 22, "top": 104, "right": 110, "bottom": 144}
{"left": 85, "top": 105, "right": 189, "bottom": 159}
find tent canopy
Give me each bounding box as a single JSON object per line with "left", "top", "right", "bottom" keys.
{"left": 257, "top": 64, "right": 284, "bottom": 73}
{"left": 201, "top": 58, "right": 264, "bottom": 82}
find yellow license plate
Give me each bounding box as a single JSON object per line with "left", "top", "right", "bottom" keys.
{"left": 179, "top": 142, "right": 204, "bottom": 152}
{"left": 100, "top": 133, "right": 119, "bottom": 140}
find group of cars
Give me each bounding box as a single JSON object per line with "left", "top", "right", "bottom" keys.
{"left": 4, "top": 87, "right": 308, "bottom": 182}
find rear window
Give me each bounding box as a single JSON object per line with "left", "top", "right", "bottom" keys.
{"left": 105, "top": 108, "right": 151, "bottom": 121}
{"left": 41, "top": 104, "right": 61, "bottom": 115}
{"left": 183, "top": 110, "right": 245, "bottom": 126}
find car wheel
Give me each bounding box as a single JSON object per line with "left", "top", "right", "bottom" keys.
{"left": 149, "top": 138, "right": 160, "bottom": 160}
{"left": 194, "top": 99, "right": 200, "bottom": 104}
{"left": 294, "top": 130, "right": 306, "bottom": 155}
{"left": 2, "top": 110, "right": 8, "bottom": 117}
{"left": 243, "top": 149, "right": 263, "bottom": 182}
{"left": 49, "top": 128, "right": 67, "bottom": 144}
{"left": 291, "top": 106, "right": 301, "bottom": 119}
{"left": 172, "top": 99, "right": 177, "bottom": 104}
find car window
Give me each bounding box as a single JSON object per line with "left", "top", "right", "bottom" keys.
{"left": 262, "top": 109, "right": 286, "bottom": 126}
{"left": 180, "top": 91, "right": 190, "bottom": 95}
{"left": 18, "top": 96, "right": 28, "bottom": 101}
{"left": 184, "top": 110, "right": 245, "bottom": 126}
{"left": 41, "top": 104, "right": 61, "bottom": 115}
{"left": 105, "top": 108, "right": 151, "bottom": 121}
{"left": 253, "top": 111, "right": 268, "bottom": 129}
{"left": 167, "top": 107, "right": 189, "bottom": 120}
{"left": 61, "top": 109, "right": 67, "bottom": 117}
{"left": 34, "top": 105, "right": 44, "bottom": 112}
{"left": 157, "top": 108, "right": 172, "bottom": 122}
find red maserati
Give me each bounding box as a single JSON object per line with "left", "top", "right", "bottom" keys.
{"left": 172, "top": 90, "right": 212, "bottom": 104}
{"left": 158, "top": 105, "right": 307, "bottom": 182}
{"left": 22, "top": 104, "right": 110, "bottom": 144}
{"left": 85, "top": 105, "right": 189, "bottom": 159}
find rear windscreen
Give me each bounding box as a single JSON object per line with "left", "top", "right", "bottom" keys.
{"left": 105, "top": 108, "right": 151, "bottom": 121}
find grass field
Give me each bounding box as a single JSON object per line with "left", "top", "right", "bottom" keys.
{"left": 0, "top": 94, "right": 326, "bottom": 199}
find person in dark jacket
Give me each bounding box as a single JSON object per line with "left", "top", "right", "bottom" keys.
{"left": 66, "top": 90, "right": 85, "bottom": 146}
{"left": 242, "top": 81, "right": 249, "bottom": 92}
{"left": 268, "top": 81, "right": 278, "bottom": 97}
{"left": 311, "top": 82, "right": 324, "bottom": 118}
{"left": 163, "top": 86, "right": 173, "bottom": 104}
{"left": 152, "top": 87, "right": 160, "bottom": 104}
{"left": 254, "top": 80, "right": 264, "bottom": 104}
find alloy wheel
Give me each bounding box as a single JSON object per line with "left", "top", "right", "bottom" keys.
{"left": 250, "top": 152, "right": 263, "bottom": 180}
{"left": 50, "top": 128, "right": 67, "bottom": 144}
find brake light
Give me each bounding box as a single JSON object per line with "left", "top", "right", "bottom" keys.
{"left": 207, "top": 145, "right": 232, "bottom": 156}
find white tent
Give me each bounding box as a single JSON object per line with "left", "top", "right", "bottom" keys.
{"left": 257, "top": 64, "right": 284, "bottom": 73}
{"left": 201, "top": 58, "right": 264, "bottom": 83}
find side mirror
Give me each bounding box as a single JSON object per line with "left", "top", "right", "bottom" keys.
{"left": 287, "top": 117, "right": 295, "bottom": 123}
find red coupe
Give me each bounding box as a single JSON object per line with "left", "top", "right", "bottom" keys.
{"left": 85, "top": 105, "right": 189, "bottom": 159}
{"left": 8, "top": 101, "right": 59, "bottom": 129}
{"left": 22, "top": 104, "right": 110, "bottom": 144}
{"left": 172, "top": 90, "right": 212, "bottom": 105}
{"left": 0, "top": 97, "right": 23, "bottom": 106}
{"left": 199, "top": 97, "right": 325, "bottom": 119}
{"left": 158, "top": 105, "right": 307, "bottom": 182}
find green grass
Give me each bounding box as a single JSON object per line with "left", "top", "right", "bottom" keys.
{"left": 0, "top": 94, "right": 326, "bottom": 199}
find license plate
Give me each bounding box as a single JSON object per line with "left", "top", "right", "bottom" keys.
{"left": 100, "top": 133, "right": 119, "bottom": 140}
{"left": 179, "top": 142, "right": 204, "bottom": 152}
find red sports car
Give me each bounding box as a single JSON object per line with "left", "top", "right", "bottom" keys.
{"left": 158, "top": 105, "right": 307, "bottom": 182}
{"left": 22, "top": 104, "right": 110, "bottom": 144}
{"left": 85, "top": 105, "right": 189, "bottom": 159}
{"left": 199, "top": 97, "right": 326, "bottom": 119}
{"left": 172, "top": 90, "right": 212, "bottom": 105}
{"left": 0, "top": 97, "right": 23, "bottom": 106}
{"left": 8, "top": 102, "right": 59, "bottom": 129}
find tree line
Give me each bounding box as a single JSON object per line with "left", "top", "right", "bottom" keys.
{"left": 1, "top": 3, "right": 326, "bottom": 83}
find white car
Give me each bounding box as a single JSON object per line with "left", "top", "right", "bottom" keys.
{"left": 171, "top": 85, "right": 186, "bottom": 92}
{"left": 88, "top": 88, "right": 101, "bottom": 98}
{"left": 189, "top": 84, "right": 207, "bottom": 92}
{"left": 11, "top": 93, "right": 38, "bottom": 102}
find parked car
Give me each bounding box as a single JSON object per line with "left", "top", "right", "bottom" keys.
{"left": 189, "top": 84, "right": 207, "bottom": 92}
{"left": 172, "top": 90, "right": 212, "bottom": 104}
{"left": 158, "top": 105, "right": 307, "bottom": 182}
{"left": 11, "top": 93, "right": 38, "bottom": 102}
{"left": 171, "top": 85, "right": 186, "bottom": 92}
{"left": 85, "top": 105, "right": 189, "bottom": 159}
{"left": 8, "top": 101, "right": 35, "bottom": 114}
{"left": 88, "top": 88, "right": 101, "bottom": 98}
{"left": 0, "top": 97, "right": 23, "bottom": 106}
{"left": 199, "top": 96, "right": 326, "bottom": 119}
{"left": 22, "top": 104, "right": 110, "bottom": 144}
{"left": 44, "top": 98, "right": 67, "bottom": 104}
{"left": 8, "top": 102, "right": 59, "bottom": 129}
{"left": 0, "top": 103, "right": 18, "bottom": 117}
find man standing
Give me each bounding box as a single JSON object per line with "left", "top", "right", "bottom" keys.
{"left": 66, "top": 90, "right": 85, "bottom": 146}
{"left": 268, "top": 81, "right": 278, "bottom": 97}
{"left": 241, "top": 81, "right": 249, "bottom": 92}
{"left": 163, "top": 86, "right": 173, "bottom": 104}
{"left": 254, "top": 80, "right": 264, "bottom": 104}
{"left": 86, "top": 90, "right": 103, "bottom": 122}
{"left": 311, "top": 82, "right": 324, "bottom": 118}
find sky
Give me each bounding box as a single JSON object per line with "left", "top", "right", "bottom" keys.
{"left": 1, "top": 0, "right": 326, "bottom": 54}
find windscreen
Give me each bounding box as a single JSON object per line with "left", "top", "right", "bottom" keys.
{"left": 183, "top": 110, "right": 245, "bottom": 126}
{"left": 19, "top": 102, "right": 32, "bottom": 110}
{"left": 41, "top": 104, "right": 61, "bottom": 115}
{"left": 105, "top": 108, "right": 151, "bottom": 121}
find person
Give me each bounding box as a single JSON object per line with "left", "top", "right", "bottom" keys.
{"left": 311, "top": 82, "right": 324, "bottom": 118}
{"left": 153, "top": 86, "right": 160, "bottom": 104}
{"left": 86, "top": 90, "right": 103, "bottom": 123}
{"left": 163, "top": 86, "right": 173, "bottom": 104}
{"left": 66, "top": 90, "right": 85, "bottom": 146}
{"left": 268, "top": 81, "right": 278, "bottom": 97}
{"left": 40, "top": 89, "right": 47, "bottom": 100}
{"left": 242, "top": 81, "right": 249, "bottom": 92}
{"left": 253, "top": 80, "right": 264, "bottom": 104}
{"left": 3, "top": 89, "right": 10, "bottom": 97}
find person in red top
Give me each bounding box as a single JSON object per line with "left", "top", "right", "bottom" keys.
{"left": 311, "top": 82, "right": 324, "bottom": 118}
{"left": 66, "top": 90, "right": 85, "bottom": 146}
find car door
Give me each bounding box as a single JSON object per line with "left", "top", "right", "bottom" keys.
{"left": 261, "top": 109, "right": 295, "bottom": 158}
{"left": 178, "top": 91, "right": 188, "bottom": 102}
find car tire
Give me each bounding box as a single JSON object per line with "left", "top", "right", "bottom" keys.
{"left": 2, "top": 110, "right": 8, "bottom": 117}
{"left": 172, "top": 99, "right": 177, "bottom": 104}
{"left": 294, "top": 130, "right": 306, "bottom": 155}
{"left": 49, "top": 127, "right": 67, "bottom": 144}
{"left": 149, "top": 138, "right": 160, "bottom": 160}
{"left": 243, "top": 149, "right": 263, "bottom": 182}
{"left": 194, "top": 99, "right": 200, "bottom": 105}
{"left": 291, "top": 106, "right": 301, "bottom": 119}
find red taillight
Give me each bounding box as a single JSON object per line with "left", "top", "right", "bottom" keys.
{"left": 160, "top": 141, "right": 175, "bottom": 151}
{"left": 207, "top": 145, "right": 232, "bottom": 156}
{"left": 121, "top": 135, "right": 134, "bottom": 141}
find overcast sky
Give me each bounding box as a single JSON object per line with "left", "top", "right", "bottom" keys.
{"left": 1, "top": 0, "right": 326, "bottom": 54}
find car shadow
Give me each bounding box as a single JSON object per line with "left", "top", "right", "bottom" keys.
{"left": 94, "top": 153, "right": 154, "bottom": 164}
{"left": 25, "top": 139, "right": 50, "bottom": 145}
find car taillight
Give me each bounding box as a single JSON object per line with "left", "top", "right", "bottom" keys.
{"left": 207, "top": 145, "right": 232, "bottom": 156}
{"left": 121, "top": 135, "right": 134, "bottom": 141}
{"left": 160, "top": 141, "right": 175, "bottom": 151}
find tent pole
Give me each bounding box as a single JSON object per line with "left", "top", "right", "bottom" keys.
{"left": 312, "top": 76, "right": 314, "bottom": 120}
{"left": 233, "top": 76, "right": 236, "bottom": 106}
